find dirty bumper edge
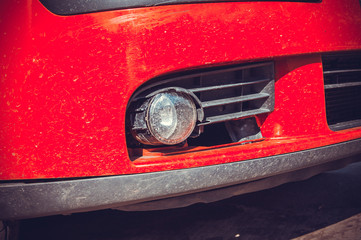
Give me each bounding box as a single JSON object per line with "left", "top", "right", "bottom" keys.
{"left": 1, "top": 138, "right": 361, "bottom": 220}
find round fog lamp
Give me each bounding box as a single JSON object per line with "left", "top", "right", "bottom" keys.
{"left": 132, "top": 90, "right": 197, "bottom": 145}
{"left": 147, "top": 91, "right": 197, "bottom": 145}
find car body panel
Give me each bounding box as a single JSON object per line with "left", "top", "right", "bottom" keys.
{"left": 1, "top": 0, "right": 361, "bottom": 220}
{"left": 1, "top": 0, "right": 361, "bottom": 180}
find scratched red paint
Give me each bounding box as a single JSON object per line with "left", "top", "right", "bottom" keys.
{"left": 0, "top": 0, "right": 361, "bottom": 179}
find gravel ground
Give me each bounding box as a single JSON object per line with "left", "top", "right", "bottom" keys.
{"left": 18, "top": 161, "right": 361, "bottom": 240}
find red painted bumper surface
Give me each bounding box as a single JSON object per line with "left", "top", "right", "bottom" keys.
{"left": 1, "top": 0, "right": 361, "bottom": 180}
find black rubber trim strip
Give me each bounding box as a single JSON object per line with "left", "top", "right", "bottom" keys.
{"left": 1, "top": 138, "right": 361, "bottom": 220}
{"left": 115, "top": 155, "right": 361, "bottom": 211}
{"left": 38, "top": 0, "right": 321, "bottom": 16}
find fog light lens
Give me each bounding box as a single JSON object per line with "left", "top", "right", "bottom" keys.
{"left": 132, "top": 89, "right": 197, "bottom": 145}
{"left": 148, "top": 91, "right": 197, "bottom": 145}
{"left": 148, "top": 93, "right": 178, "bottom": 141}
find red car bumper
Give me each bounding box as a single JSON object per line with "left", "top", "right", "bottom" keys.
{"left": 1, "top": 0, "right": 361, "bottom": 219}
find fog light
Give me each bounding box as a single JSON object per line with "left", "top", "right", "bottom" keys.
{"left": 131, "top": 89, "right": 197, "bottom": 145}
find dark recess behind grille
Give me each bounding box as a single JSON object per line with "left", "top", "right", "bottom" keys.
{"left": 323, "top": 51, "right": 361, "bottom": 131}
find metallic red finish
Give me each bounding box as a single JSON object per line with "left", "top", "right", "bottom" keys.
{"left": 1, "top": 0, "right": 361, "bottom": 180}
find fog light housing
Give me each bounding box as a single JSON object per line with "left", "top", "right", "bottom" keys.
{"left": 131, "top": 88, "right": 198, "bottom": 145}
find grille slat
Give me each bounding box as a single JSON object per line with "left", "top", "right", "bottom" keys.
{"left": 199, "top": 109, "right": 270, "bottom": 126}
{"left": 323, "top": 69, "right": 361, "bottom": 75}
{"left": 189, "top": 78, "right": 271, "bottom": 93}
{"left": 131, "top": 61, "right": 275, "bottom": 126}
{"left": 201, "top": 93, "right": 269, "bottom": 108}
{"left": 325, "top": 82, "right": 361, "bottom": 89}
{"left": 322, "top": 52, "right": 361, "bottom": 131}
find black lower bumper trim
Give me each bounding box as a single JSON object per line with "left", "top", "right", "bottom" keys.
{"left": 1, "top": 138, "right": 361, "bottom": 220}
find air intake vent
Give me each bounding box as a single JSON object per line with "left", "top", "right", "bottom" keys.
{"left": 322, "top": 52, "right": 361, "bottom": 131}
{"left": 130, "top": 62, "right": 274, "bottom": 127}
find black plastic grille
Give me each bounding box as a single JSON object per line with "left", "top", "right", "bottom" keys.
{"left": 322, "top": 52, "right": 361, "bottom": 131}
{"left": 130, "top": 62, "right": 274, "bottom": 127}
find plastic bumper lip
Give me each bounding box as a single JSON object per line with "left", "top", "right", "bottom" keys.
{"left": 1, "top": 138, "right": 361, "bottom": 220}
